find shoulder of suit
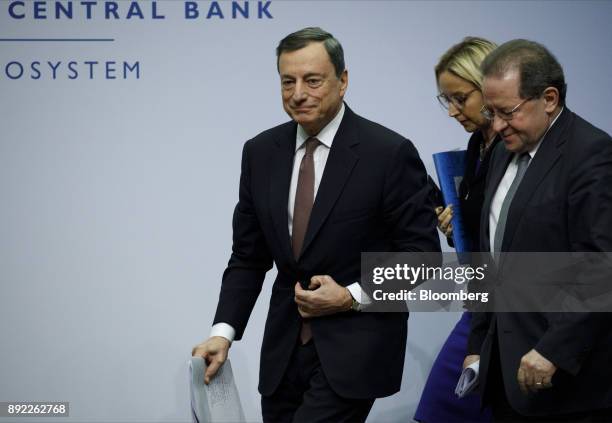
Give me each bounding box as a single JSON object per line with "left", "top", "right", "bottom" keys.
{"left": 351, "top": 112, "right": 413, "bottom": 149}
{"left": 568, "top": 110, "right": 612, "bottom": 144}
{"left": 554, "top": 110, "right": 612, "bottom": 167}
{"left": 243, "top": 120, "right": 295, "bottom": 148}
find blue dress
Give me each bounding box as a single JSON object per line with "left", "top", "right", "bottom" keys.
{"left": 415, "top": 132, "right": 500, "bottom": 422}
{"left": 414, "top": 312, "right": 491, "bottom": 422}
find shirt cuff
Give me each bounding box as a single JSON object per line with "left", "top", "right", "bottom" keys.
{"left": 346, "top": 282, "right": 372, "bottom": 310}
{"left": 210, "top": 323, "right": 235, "bottom": 343}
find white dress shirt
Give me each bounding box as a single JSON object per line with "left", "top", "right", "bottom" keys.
{"left": 489, "top": 108, "right": 564, "bottom": 253}
{"left": 211, "top": 104, "right": 370, "bottom": 343}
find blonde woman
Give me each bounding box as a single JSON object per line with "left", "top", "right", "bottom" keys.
{"left": 415, "top": 37, "right": 498, "bottom": 423}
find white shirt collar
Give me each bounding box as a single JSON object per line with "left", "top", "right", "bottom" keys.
{"left": 295, "top": 103, "right": 345, "bottom": 151}
{"left": 525, "top": 106, "right": 564, "bottom": 159}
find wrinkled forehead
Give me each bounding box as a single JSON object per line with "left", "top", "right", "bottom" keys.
{"left": 278, "top": 42, "right": 333, "bottom": 76}
{"left": 482, "top": 71, "right": 522, "bottom": 107}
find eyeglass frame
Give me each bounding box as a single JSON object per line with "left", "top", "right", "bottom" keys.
{"left": 436, "top": 88, "right": 479, "bottom": 111}
{"left": 480, "top": 95, "right": 538, "bottom": 122}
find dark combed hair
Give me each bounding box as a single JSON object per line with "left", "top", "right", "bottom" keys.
{"left": 276, "top": 27, "right": 345, "bottom": 78}
{"left": 481, "top": 39, "right": 567, "bottom": 105}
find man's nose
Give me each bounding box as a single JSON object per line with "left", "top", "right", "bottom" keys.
{"left": 492, "top": 114, "right": 508, "bottom": 133}
{"left": 292, "top": 81, "right": 307, "bottom": 102}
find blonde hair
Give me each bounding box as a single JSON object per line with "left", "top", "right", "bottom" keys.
{"left": 435, "top": 37, "right": 498, "bottom": 89}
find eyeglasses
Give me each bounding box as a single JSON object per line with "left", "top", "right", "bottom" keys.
{"left": 480, "top": 96, "right": 536, "bottom": 121}
{"left": 436, "top": 88, "right": 478, "bottom": 111}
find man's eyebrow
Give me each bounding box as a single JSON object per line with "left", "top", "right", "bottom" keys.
{"left": 303, "top": 72, "right": 324, "bottom": 78}
{"left": 496, "top": 104, "right": 516, "bottom": 113}
{"left": 485, "top": 101, "right": 509, "bottom": 111}
{"left": 280, "top": 72, "right": 325, "bottom": 80}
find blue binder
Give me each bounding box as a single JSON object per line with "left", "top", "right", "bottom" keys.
{"left": 432, "top": 150, "right": 470, "bottom": 255}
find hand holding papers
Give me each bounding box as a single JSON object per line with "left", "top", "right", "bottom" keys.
{"left": 455, "top": 359, "right": 480, "bottom": 398}
{"left": 189, "top": 357, "right": 246, "bottom": 423}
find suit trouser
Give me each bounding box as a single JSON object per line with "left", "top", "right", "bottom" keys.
{"left": 261, "top": 339, "right": 374, "bottom": 423}
{"left": 489, "top": 335, "right": 612, "bottom": 422}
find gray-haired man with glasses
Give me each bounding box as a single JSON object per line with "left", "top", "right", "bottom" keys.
{"left": 465, "top": 39, "right": 612, "bottom": 422}
{"left": 480, "top": 96, "right": 536, "bottom": 122}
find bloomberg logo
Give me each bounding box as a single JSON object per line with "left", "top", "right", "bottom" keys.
{"left": 2, "top": 1, "right": 274, "bottom": 81}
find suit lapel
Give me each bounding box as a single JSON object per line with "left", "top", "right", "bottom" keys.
{"left": 298, "top": 107, "right": 360, "bottom": 258}
{"left": 269, "top": 123, "right": 297, "bottom": 261}
{"left": 501, "top": 109, "right": 570, "bottom": 251}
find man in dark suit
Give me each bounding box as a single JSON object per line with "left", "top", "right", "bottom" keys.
{"left": 464, "top": 39, "right": 612, "bottom": 421}
{"left": 192, "top": 27, "right": 440, "bottom": 422}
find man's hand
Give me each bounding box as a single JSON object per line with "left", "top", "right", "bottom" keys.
{"left": 517, "top": 349, "right": 556, "bottom": 394}
{"left": 436, "top": 205, "right": 453, "bottom": 238}
{"left": 294, "top": 275, "right": 352, "bottom": 318}
{"left": 191, "top": 336, "right": 231, "bottom": 385}
{"left": 463, "top": 354, "right": 480, "bottom": 369}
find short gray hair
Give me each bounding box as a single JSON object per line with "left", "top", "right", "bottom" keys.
{"left": 481, "top": 39, "right": 566, "bottom": 105}
{"left": 276, "top": 27, "right": 345, "bottom": 78}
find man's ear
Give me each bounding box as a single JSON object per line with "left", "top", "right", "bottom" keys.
{"left": 339, "top": 69, "right": 348, "bottom": 97}
{"left": 542, "top": 86, "right": 560, "bottom": 113}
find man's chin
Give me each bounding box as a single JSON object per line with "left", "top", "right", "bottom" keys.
{"left": 502, "top": 137, "right": 523, "bottom": 153}
{"left": 292, "top": 115, "right": 317, "bottom": 129}
{"left": 290, "top": 111, "right": 309, "bottom": 121}
{"left": 293, "top": 117, "right": 309, "bottom": 126}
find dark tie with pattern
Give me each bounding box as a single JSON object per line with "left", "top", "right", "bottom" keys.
{"left": 493, "top": 152, "right": 531, "bottom": 257}
{"left": 292, "top": 137, "right": 319, "bottom": 344}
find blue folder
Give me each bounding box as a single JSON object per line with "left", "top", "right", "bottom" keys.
{"left": 432, "top": 150, "right": 470, "bottom": 255}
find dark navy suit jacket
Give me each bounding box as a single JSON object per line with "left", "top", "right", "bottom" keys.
{"left": 213, "top": 105, "right": 441, "bottom": 398}
{"left": 468, "top": 108, "right": 612, "bottom": 415}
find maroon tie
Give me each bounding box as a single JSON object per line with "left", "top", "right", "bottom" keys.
{"left": 292, "top": 137, "right": 319, "bottom": 259}
{"left": 292, "top": 137, "right": 319, "bottom": 344}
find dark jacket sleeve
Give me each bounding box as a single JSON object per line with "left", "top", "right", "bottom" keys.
{"left": 213, "top": 140, "right": 273, "bottom": 340}
{"left": 536, "top": 130, "right": 612, "bottom": 375}
{"left": 382, "top": 140, "right": 441, "bottom": 255}
{"left": 467, "top": 312, "right": 491, "bottom": 355}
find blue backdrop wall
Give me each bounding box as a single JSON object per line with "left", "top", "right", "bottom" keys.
{"left": 1, "top": 1, "right": 611, "bottom": 421}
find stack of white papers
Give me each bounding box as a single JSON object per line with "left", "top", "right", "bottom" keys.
{"left": 189, "top": 357, "right": 246, "bottom": 423}
{"left": 455, "top": 360, "right": 480, "bottom": 398}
